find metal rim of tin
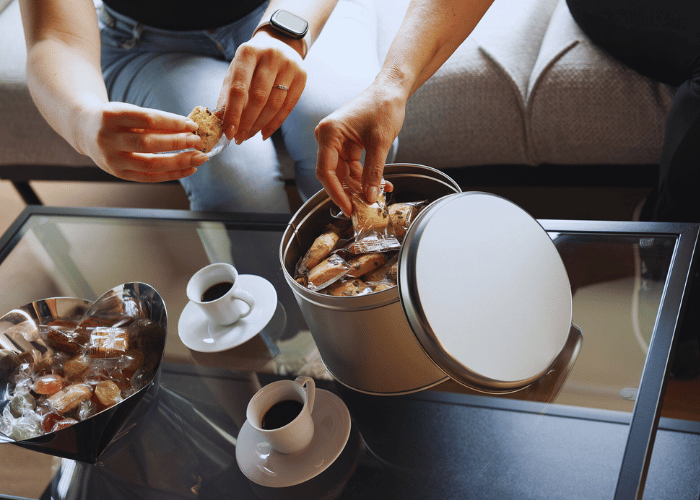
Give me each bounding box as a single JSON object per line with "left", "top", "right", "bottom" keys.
{"left": 398, "top": 192, "right": 573, "bottom": 392}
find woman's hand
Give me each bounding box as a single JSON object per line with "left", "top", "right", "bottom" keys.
{"left": 314, "top": 82, "right": 406, "bottom": 215}
{"left": 76, "top": 102, "right": 208, "bottom": 182}
{"left": 217, "top": 30, "right": 307, "bottom": 144}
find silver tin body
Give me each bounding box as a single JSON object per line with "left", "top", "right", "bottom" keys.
{"left": 280, "top": 164, "right": 461, "bottom": 395}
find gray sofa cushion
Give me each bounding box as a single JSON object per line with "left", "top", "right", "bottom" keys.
{"left": 528, "top": 0, "right": 676, "bottom": 166}
{"left": 392, "top": 0, "right": 560, "bottom": 168}
{"left": 385, "top": 0, "right": 675, "bottom": 170}
{"left": 0, "top": 0, "right": 676, "bottom": 181}
{"left": 0, "top": 0, "right": 93, "bottom": 168}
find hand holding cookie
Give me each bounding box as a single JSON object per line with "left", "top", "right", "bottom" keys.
{"left": 77, "top": 102, "right": 209, "bottom": 183}
{"left": 187, "top": 106, "right": 225, "bottom": 153}
{"left": 187, "top": 106, "right": 230, "bottom": 155}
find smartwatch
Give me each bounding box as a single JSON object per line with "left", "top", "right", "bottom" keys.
{"left": 253, "top": 10, "right": 309, "bottom": 58}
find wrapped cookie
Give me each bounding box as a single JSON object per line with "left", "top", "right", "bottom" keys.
{"left": 307, "top": 254, "right": 351, "bottom": 290}
{"left": 364, "top": 253, "right": 399, "bottom": 283}
{"left": 371, "top": 282, "right": 395, "bottom": 293}
{"left": 346, "top": 182, "right": 400, "bottom": 254}
{"left": 188, "top": 106, "right": 224, "bottom": 153}
{"left": 351, "top": 189, "right": 391, "bottom": 235}
{"left": 326, "top": 279, "right": 370, "bottom": 297}
{"left": 388, "top": 201, "right": 426, "bottom": 239}
{"left": 299, "top": 223, "right": 347, "bottom": 271}
{"left": 346, "top": 253, "right": 387, "bottom": 279}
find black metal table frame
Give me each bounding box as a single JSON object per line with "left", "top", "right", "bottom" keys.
{"left": 0, "top": 205, "right": 697, "bottom": 500}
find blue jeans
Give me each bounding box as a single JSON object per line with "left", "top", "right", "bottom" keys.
{"left": 99, "top": 0, "right": 396, "bottom": 213}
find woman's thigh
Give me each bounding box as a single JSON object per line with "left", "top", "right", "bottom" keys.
{"left": 566, "top": 0, "right": 700, "bottom": 85}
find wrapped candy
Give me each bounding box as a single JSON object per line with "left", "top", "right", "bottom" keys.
{"left": 47, "top": 383, "right": 92, "bottom": 415}
{"left": 95, "top": 380, "right": 122, "bottom": 408}
{"left": 9, "top": 393, "right": 35, "bottom": 418}
{"left": 33, "top": 374, "right": 64, "bottom": 395}
{"left": 51, "top": 418, "right": 78, "bottom": 433}
{"left": 88, "top": 327, "right": 129, "bottom": 358}
{"left": 64, "top": 354, "right": 91, "bottom": 379}
{"left": 78, "top": 399, "right": 97, "bottom": 421}
{"left": 0, "top": 283, "right": 166, "bottom": 446}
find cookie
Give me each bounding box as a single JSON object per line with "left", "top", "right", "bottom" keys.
{"left": 351, "top": 191, "right": 390, "bottom": 234}
{"left": 347, "top": 253, "right": 387, "bottom": 278}
{"left": 327, "top": 279, "right": 369, "bottom": 297}
{"left": 187, "top": 106, "right": 224, "bottom": 153}
{"left": 389, "top": 203, "right": 420, "bottom": 239}
{"left": 307, "top": 254, "right": 350, "bottom": 289}
{"left": 364, "top": 255, "right": 399, "bottom": 283}
{"left": 372, "top": 283, "right": 395, "bottom": 292}
{"left": 302, "top": 224, "right": 343, "bottom": 270}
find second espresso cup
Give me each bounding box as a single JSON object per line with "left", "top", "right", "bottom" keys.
{"left": 187, "top": 263, "right": 256, "bottom": 326}
{"left": 246, "top": 376, "right": 316, "bottom": 454}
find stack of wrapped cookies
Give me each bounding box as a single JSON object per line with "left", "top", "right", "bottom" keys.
{"left": 294, "top": 185, "right": 425, "bottom": 297}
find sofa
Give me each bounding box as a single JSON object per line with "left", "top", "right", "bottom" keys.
{"left": 0, "top": 0, "right": 677, "bottom": 206}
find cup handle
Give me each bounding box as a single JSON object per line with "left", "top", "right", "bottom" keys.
{"left": 231, "top": 290, "right": 255, "bottom": 319}
{"left": 295, "top": 376, "right": 315, "bottom": 413}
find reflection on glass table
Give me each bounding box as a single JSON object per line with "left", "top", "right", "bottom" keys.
{"left": 0, "top": 208, "right": 697, "bottom": 500}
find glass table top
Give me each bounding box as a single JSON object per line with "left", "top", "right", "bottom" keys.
{"left": 0, "top": 207, "right": 698, "bottom": 500}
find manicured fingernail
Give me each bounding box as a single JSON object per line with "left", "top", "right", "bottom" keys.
{"left": 186, "top": 119, "right": 198, "bottom": 130}
{"left": 366, "top": 186, "right": 379, "bottom": 203}
{"left": 226, "top": 125, "right": 235, "bottom": 139}
{"left": 191, "top": 153, "right": 208, "bottom": 165}
{"left": 186, "top": 135, "right": 201, "bottom": 148}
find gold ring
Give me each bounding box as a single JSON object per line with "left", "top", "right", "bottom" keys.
{"left": 275, "top": 84, "right": 289, "bottom": 91}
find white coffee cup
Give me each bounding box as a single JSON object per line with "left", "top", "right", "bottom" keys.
{"left": 186, "top": 263, "right": 256, "bottom": 326}
{"left": 246, "top": 376, "right": 316, "bottom": 454}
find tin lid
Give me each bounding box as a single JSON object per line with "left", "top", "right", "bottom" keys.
{"left": 398, "top": 192, "right": 572, "bottom": 392}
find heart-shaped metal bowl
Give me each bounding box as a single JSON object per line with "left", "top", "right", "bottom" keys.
{"left": 0, "top": 283, "right": 166, "bottom": 463}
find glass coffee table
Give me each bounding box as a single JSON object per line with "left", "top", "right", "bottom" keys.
{"left": 0, "top": 206, "right": 698, "bottom": 500}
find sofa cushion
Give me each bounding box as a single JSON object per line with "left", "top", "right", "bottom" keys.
{"left": 390, "top": 0, "right": 559, "bottom": 168}
{"left": 0, "top": 0, "right": 93, "bottom": 168}
{"left": 528, "top": 0, "right": 676, "bottom": 166}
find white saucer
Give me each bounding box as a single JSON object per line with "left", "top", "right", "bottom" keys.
{"left": 178, "top": 274, "right": 277, "bottom": 353}
{"left": 236, "top": 389, "right": 351, "bottom": 488}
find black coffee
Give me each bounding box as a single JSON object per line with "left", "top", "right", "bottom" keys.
{"left": 201, "top": 281, "right": 233, "bottom": 302}
{"left": 262, "top": 400, "right": 304, "bottom": 430}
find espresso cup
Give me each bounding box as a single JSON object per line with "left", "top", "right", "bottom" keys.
{"left": 186, "top": 263, "right": 256, "bottom": 326}
{"left": 246, "top": 376, "right": 316, "bottom": 454}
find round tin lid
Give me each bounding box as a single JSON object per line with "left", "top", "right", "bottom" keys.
{"left": 398, "top": 192, "right": 572, "bottom": 392}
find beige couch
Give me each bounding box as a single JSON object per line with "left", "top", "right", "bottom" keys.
{"left": 0, "top": 0, "right": 677, "bottom": 205}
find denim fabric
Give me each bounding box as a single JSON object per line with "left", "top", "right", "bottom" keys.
{"left": 99, "top": 0, "right": 397, "bottom": 213}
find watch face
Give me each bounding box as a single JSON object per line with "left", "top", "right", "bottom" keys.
{"left": 271, "top": 10, "right": 308, "bottom": 38}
